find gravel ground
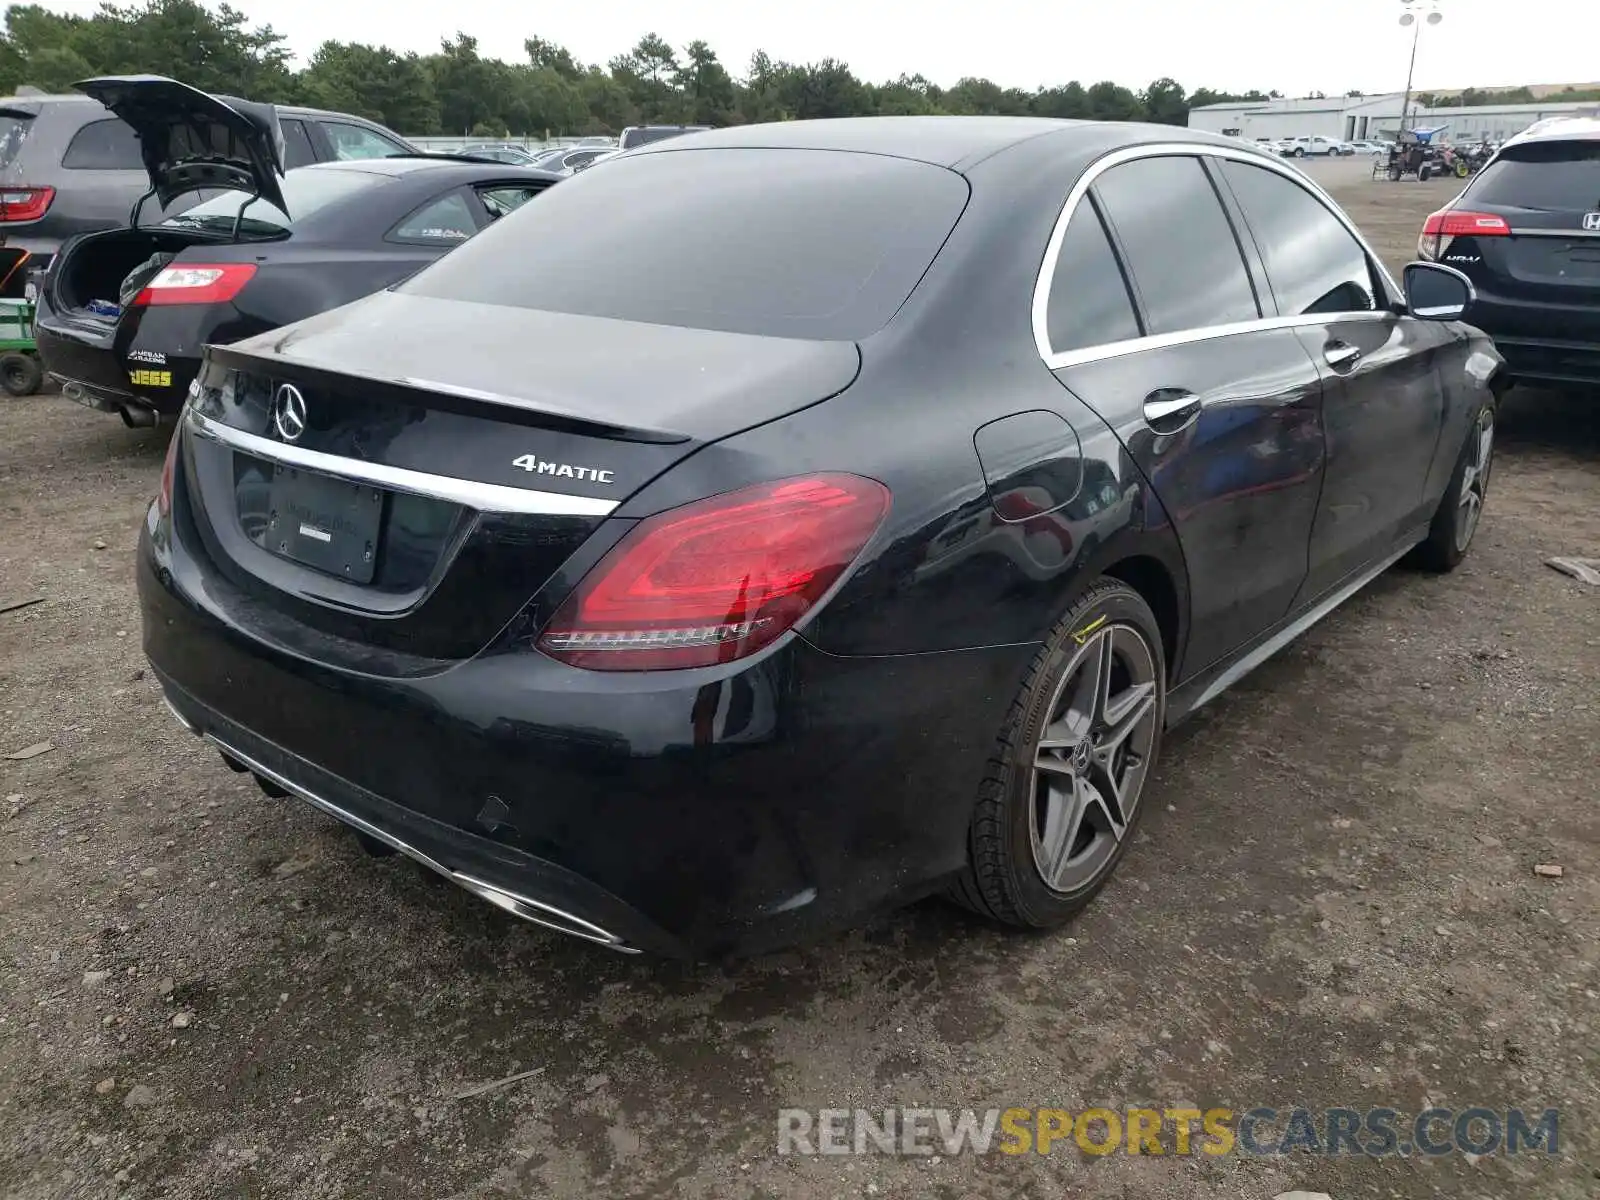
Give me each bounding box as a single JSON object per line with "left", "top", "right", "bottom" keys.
{"left": 2, "top": 159, "right": 1598, "bottom": 1200}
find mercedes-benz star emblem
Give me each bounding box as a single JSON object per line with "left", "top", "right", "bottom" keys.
{"left": 273, "top": 383, "right": 307, "bottom": 443}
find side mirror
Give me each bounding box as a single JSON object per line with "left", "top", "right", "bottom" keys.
{"left": 1403, "top": 261, "right": 1474, "bottom": 320}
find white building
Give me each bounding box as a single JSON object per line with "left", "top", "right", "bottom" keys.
{"left": 1188, "top": 92, "right": 1598, "bottom": 143}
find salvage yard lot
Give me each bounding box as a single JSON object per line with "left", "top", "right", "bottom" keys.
{"left": 2, "top": 161, "right": 1598, "bottom": 1199}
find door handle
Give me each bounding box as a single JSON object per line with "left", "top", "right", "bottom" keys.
{"left": 1142, "top": 389, "right": 1202, "bottom": 434}
{"left": 1324, "top": 340, "right": 1362, "bottom": 370}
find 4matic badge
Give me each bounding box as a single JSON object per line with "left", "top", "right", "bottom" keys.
{"left": 512, "top": 454, "right": 615, "bottom": 484}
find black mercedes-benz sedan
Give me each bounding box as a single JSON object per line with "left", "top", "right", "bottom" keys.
{"left": 139, "top": 117, "right": 1504, "bottom": 957}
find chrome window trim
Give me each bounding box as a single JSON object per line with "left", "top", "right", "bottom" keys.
{"left": 1032, "top": 142, "right": 1404, "bottom": 370}
{"left": 184, "top": 407, "right": 618, "bottom": 518}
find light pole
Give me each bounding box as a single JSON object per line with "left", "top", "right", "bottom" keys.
{"left": 1398, "top": 0, "right": 1444, "bottom": 134}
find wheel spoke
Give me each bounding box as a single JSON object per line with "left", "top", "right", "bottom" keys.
{"left": 1087, "top": 769, "right": 1130, "bottom": 841}
{"left": 1087, "top": 629, "right": 1115, "bottom": 726}
{"left": 1033, "top": 748, "right": 1077, "bottom": 779}
{"left": 1036, "top": 778, "right": 1086, "bottom": 887}
{"left": 1100, "top": 680, "right": 1157, "bottom": 753}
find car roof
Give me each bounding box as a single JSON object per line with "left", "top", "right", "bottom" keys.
{"left": 629, "top": 116, "right": 1241, "bottom": 171}
{"left": 0, "top": 92, "right": 400, "bottom": 131}
{"left": 1503, "top": 114, "right": 1600, "bottom": 148}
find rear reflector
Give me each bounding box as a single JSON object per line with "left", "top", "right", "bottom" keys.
{"left": 538, "top": 474, "right": 891, "bottom": 671}
{"left": 133, "top": 263, "right": 257, "bottom": 307}
{"left": 0, "top": 187, "right": 54, "bottom": 223}
{"left": 1418, "top": 209, "right": 1510, "bottom": 260}
{"left": 157, "top": 425, "right": 181, "bottom": 518}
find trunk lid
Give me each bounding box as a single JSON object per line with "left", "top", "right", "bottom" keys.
{"left": 74, "top": 75, "right": 288, "bottom": 215}
{"left": 177, "top": 291, "right": 861, "bottom": 672}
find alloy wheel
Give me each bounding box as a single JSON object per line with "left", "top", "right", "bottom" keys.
{"left": 1029, "top": 623, "right": 1159, "bottom": 893}
{"left": 1455, "top": 408, "right": 1494, "bottom": 552}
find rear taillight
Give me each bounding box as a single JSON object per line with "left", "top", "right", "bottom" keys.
{"left": 157, "top": 427, "right": 181, "bottom": 518}
{"left": 133, "top": 264, "right": 257, "bottom": 307}
{"left": 0, "top": 187, "right": 54, "bottom": 223}
{"left": 1418, "top": 209, "right": 1510, "bottom": 260}
{"left": 538, "top": 474, "right": 891, "bottom": 671}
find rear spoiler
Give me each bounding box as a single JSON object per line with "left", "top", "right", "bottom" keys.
{"left": 202, "top": 344, "right": 690, "bottom": 444}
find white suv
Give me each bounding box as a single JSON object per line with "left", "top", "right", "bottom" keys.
{"left": 1281, "top": 136, "right": 1353, "bottom": 157}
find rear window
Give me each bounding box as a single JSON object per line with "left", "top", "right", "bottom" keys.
{"left": 1468, "top": 140, "right": 1600, "bottom": 210}
{"left": 160, "top": 167, "right": 388, "bottom": 237}
{"left": 61, "top": 118, "right": 143, "bottom": 169}
{"left": 400, "top": 148, "right": 969, "bottom": 339}
{"left": 0, "top": 116, "right": 32, "bottom": 170}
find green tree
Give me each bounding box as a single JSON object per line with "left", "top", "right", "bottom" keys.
{"left": 945, "top": 77, "right": 1030, "bottom": 115}
{"left": 1086, "top": 80, "right": 1142, "bottom": 121}
{"left": 675, "top": 40, "right": 735, "bottom": 125}
{"left": 299, "top": 42, "right": 437, "bottom": 134}
{"left": 428, "top": 33, "right": 496, "bottom": 134}
{"left": 739, "top": 50, "right": 796, "bottom": 123}
{"left": 1033, "top": 81, "right": 1090, "bottom": 119}
{"left": 93, "top": 0, "right": 294, "bottom": 98}
{"left": 871, "top": 73, "right": 942, "bottom": 116}
{"left": 578, "top": 66, "right": 636, "bottom": 132}
{"left": 1141, "top": 77, "right": 1187, "bottom": 125}
{"left": 789, "top": 59, "right": 869, "bottom": 119}
{"left": 524, "top": 36, "right": 581, "bottom": 81}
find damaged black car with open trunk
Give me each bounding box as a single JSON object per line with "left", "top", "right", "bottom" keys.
{"left": 36, "top": 75, "right": 557, "bottom": 427}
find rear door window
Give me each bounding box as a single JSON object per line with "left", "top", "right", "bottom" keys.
{"left": 61, "top": 118, "right": 144, "bottom": 169}
{"left": 321, "top": 121, "right": 409, "bottom": 161}
{"left": 400, "top": 148, "right": 969, "bottom": 340}
{"left": 280, "top": 118, "right": 316, "bottom": 168}
{"left": 1220, "top": 159, "right": 1377, "bottom": 315}
{"left": 1044, "top": 200, "right": 1143, "bottom": 354}
{"left": 1468, "top": 141, "right": 1600, "bottom": 212}
{"left": 1091, "top": 154, "right": 1260, "bottom": 334}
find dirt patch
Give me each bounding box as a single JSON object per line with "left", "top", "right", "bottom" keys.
{"left": 2, "top": 169, "right": 1598, "bottom": 1199}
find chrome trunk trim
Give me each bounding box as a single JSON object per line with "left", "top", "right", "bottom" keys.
{"left": 184, "top": 407, "right": 618, "bottom": 518}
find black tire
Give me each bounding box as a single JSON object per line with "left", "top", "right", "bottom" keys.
{"left": 1294, "top": 147, "right": 1306, "bottom": 158}
{"left": 950, "top": 578, "right": 1166, "bottom": 929}
{"left": 1389, "top": 165, "right": 1403, "bottom": 182}
{"left": 1418, "top": 163, "right": 1432, "bottom": 182}
{"left": 1409, "top": 400, "right": 1496, "bottom": 572}
{"left": 0, "top": 352, "right": 42, "bottom": 396}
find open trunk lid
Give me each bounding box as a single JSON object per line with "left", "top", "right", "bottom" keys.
{"left": 75, "top": 75, "right": 287, "bottom": 215}
{"left": 176, "top": 290, "right": 861, "bottom": 673}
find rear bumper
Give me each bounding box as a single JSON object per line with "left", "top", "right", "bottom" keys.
{"left": 35, "top": 304, "right": 202, "bottom": 418}
{"left": 1489, "top": 336, "right": 1600, "bottom": 388}
{"left": 138, "top": 505, "right": 1034, "bottom": 957}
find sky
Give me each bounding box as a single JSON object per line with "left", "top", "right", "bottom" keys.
{"left": 31, "top": 0, "right": 1600, "bottom": 96}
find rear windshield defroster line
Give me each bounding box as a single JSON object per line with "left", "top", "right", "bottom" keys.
{"left": 398, "top": 147, "right": 970, "bottom": 341}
